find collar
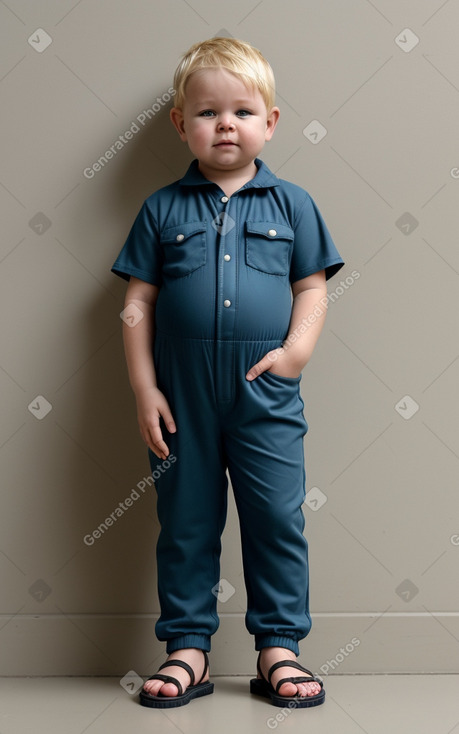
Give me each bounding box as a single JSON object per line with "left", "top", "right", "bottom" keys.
{"left": 178, "top": 158, "right": 280, "bottom": 190}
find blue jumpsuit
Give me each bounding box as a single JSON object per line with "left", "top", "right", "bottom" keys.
{"left": 112, "top": 158, "right": 344, "bottom": 655}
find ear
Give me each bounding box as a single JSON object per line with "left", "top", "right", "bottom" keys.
{"left": 170, "top": 107, "right": 187, "bottom": 141}
{"left": 265, "top": 106, "right": 280, "bottom": 141}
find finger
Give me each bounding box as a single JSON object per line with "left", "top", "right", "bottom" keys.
{"left": 139, "top": 426, "right": 165, "bottom": 459}
{"left": 149, "top": 421, "right": 169, "bottom": 456}
{"left": 245, "top": 351, "right": 278, "bottom": 381}
{"left": 138, "top": 417, "right": 165, "bottom": 457}
{"left": 150, "top": 437, "right": 170, "bottom": 461}
{"left": 144, "top": 424, "right": 169, "bottom": 459}
{"left": 159, "top": 403, "right": 177, "bottom": 434}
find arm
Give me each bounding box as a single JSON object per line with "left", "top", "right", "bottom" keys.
{"left": 245, "top": 270, "right": 327, "bottom": 380}
{"left": 122, "top": 276, "right": 176, "bottom": 459}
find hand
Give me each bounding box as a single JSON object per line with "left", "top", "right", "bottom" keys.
{"left": 245, "top": 346, "right": 302, "bottom": 381}
{"left": 135, "top": 387, "right": 176, "bottom": 460}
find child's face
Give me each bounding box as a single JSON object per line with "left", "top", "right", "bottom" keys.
{"left": 170, "top": 68, "right": 279, "bottom": 178}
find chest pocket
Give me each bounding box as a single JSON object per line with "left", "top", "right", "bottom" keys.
{"left": 245, "top": 221, "right": 294, "bottom": 276}
{"left": 161, "top": 221, "right": 207, "bottom": 278}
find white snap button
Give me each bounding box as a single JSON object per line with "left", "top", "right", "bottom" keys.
{"left": 176, "top": 233, "right": 185, "bottom": 241}
{"left": 268, "top": 229, "right": 277, "bottom": 237}
{"left": 224, "top": 254, "right": 231, "bottom": 261}
{"left": 221, "top": 196, "right": 229, "bottom": 203}
{"left": 223, "top": 299, "right": 231, "bottom": 308}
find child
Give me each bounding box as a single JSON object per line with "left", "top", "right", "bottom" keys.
{"left": 111, "top": 37, "right": 344, "bottom": 709}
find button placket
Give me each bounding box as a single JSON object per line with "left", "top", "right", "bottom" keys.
{"left": 216, "top": 196, "right": 237, "bottom": 338}
{"left": 214, "top": 195, "right": 237, "bottom": 403}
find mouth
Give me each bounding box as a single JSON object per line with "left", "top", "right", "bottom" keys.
{"left": 214, "top": 141, "right": 237, "bottom": 147}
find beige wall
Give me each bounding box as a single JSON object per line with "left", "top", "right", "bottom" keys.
{"left": 1, "top": 0, "right": 458, "bottom": 676}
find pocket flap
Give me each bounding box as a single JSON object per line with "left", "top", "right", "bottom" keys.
{"left": 245, "top": 221, "right": 294, "bottom": 240}
{"left": 161, "top": 221, "right": 207, "bottom": 244}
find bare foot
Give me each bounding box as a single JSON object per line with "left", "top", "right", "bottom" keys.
{"left": 143, "top": 648, "right": 208, "bottom": 698}
{"left": 258, "top": 647, "right": 321, "bottom": 698}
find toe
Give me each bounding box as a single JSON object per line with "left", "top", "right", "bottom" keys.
{"left": 278, "top": 680, "right": 321, "bottom": 698}
{"left": 294, "top": 683, "right": 308, "bottom": 697}
{"left": 143, "top": 679, "right": 180, "bottom": 697}
{"left": 143, "top": 679, "right": 161, "bottom": 695}
{"left": 277, "top": 681, "right": 299, "bottom": 697}
{"left": 304, "top": 681, "right": 321, "bottom": 697}
{"left": 158, "top": 682, "right": 180, "bottom": 697}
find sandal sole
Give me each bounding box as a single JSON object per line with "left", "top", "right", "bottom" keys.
{"left": 250, "top": 677, "right": 325, "bottom": 708}
{"left": 139, "top": 681, "right": 214, "bottom": 709}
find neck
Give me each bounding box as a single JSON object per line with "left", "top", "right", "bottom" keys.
{"left": 198, "top": 160, "right": 258, "bottom": 197}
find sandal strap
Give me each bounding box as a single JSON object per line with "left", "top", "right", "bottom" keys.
{"left": 156, "top": 650, "right": 210, "bottom": 687}
{"left": 257, "top": 653, "right": 322, "bottom": 694}
{"left": 267, "top": 659, "right": 315, "bottom": 683}
{"left": 145, "top": 672, "right": 183, "bottom": 696}
{"left": 198, "top": 651, "right": 210, "bottom": 684}
{"left": 158, "top": 659, "right": 195, "bottom": 686}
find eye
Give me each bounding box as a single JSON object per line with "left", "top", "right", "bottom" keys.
{"left": 236, "top": 109, "right": 252, "bottom": 117}
{"left": 199, "top": 110, "right": 216, "bottom": 117}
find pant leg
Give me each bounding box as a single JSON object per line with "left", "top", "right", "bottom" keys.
{"left": 152, "top": 334, "right": 228, "bottom": 653}
{"left": 225, "top": 344, "right": 311, "bottom": 655}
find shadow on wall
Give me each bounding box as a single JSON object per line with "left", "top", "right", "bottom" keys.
{"left": 112, "top": 90, "right": 194, "bottom": 214}
{"left": 54, "top": 93, "right": 194, "bottom": 674}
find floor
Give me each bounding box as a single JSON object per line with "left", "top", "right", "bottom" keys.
{"left": 1, "top": 675, "right": 458, "bottom": 734}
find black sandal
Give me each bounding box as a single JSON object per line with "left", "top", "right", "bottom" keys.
{"left": 139, "top": 650, "right": 214, "bottom": 708}
{"left": 250, "top": 652, "right": 325, "bottom": 708}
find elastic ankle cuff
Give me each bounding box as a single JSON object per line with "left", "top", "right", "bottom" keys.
{"left": 166, "top": 635, "right": 211, "bottom": 654}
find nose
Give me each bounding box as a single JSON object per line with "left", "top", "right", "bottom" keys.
{"left": 217, "top": 116, "right": 235, "bottom": 131}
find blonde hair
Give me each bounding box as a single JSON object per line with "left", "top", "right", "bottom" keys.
{"left": 172, "top": 37, "right": 276, "bottom": 110}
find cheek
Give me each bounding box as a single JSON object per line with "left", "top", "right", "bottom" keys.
{"left": 186, "top": 121, "right": 211, "bottom": 145}
{"left": 241, "top": 122, "right": 267, "bottom": 143}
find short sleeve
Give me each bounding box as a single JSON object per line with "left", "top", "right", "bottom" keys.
{"left": 111, "top": 199, "right": 163, "bottom": 286}
{"left": 290, "top": 193, "right": 344, "bottom": 283}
